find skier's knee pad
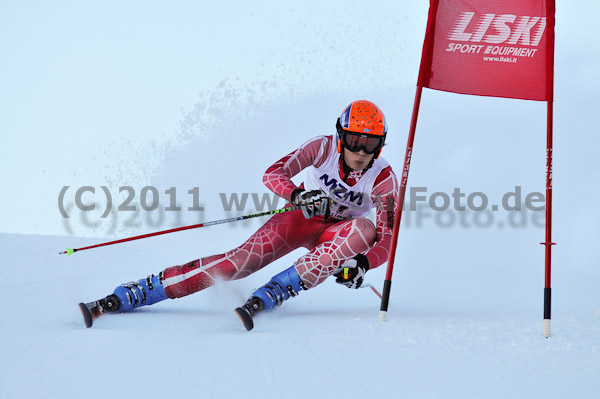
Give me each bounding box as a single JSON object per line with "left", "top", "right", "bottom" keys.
{"left": 112, "top": 274, "right": 168, "bottom": 312}
{"left": 252, "top": 265, "right": 307, "bottom": 310}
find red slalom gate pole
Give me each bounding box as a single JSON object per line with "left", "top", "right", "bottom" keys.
{"left": 542, "top": 100, "right": 555, "bottom": 338}
{"left": 379, "top": 86, "right": 423, "bottom": 322}
{"left": 59, "top": 206, "right": 300, "bottom": 256}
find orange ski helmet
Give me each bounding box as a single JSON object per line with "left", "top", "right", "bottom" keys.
{"left": 336, "top": 100, "right": 387, "bottom": 158}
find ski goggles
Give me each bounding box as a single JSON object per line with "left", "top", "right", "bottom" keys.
{"left": 339, "top": 130, "right": 385, "bottom": 154}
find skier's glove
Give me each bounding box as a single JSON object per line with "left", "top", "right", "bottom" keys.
{"left": 291, "top": 189, "right": 331, "bottom": 219}
{"left": 333, "top": 254, "right": 370, "bottom": 289}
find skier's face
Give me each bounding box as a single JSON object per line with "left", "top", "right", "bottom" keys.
{"left": 343, "top": 148, "right": 375, "bottom": 171}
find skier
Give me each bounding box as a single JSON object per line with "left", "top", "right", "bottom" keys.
{"left": 79, "top": 100, "right": 399, "bottom": 331}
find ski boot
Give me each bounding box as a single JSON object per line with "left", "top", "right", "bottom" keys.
{"left": 79, "top": 273, "right": 168, "bottom": 328}
{"left": 234, "top": 265, "right": 307, "bottom": 331}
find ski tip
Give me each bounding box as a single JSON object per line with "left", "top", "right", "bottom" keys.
{"left": 78, "top": 303, "right": 93, "bottom": 328}
{"left": 234, "top": 307, "right": 254, "bottom": 331}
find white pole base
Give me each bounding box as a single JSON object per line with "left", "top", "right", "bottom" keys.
{"left": 543, "top": 319, "right": 551, "bottom": 338}
{"left": 379, "top": 310, "right": 388, "bottom": 322}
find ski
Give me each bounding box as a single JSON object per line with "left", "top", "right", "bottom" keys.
{"left": 234, "top": 296, "right": 266, "bottom": 331}
{"left": 78, "top": 301, "right": 104, "bottom": 328}
{"left": 78, "top": 294, "right": 121, "bottom": 328}
{"left": 234, "top": 307, "right": 255, "bottom": 331}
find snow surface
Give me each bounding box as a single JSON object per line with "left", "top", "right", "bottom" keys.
{"left": 1, "top": 230, "right": 599, "bottom": 399}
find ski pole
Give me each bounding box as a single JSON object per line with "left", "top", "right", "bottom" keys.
{"left": 59, "top": 205, "right": 300, "bottom": 256}
{"left": 362, "top": 283, "right": 383, "bottom": 300}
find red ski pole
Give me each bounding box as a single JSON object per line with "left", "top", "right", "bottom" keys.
{"left": 363, "top": 283, "right": 383, "bottom": 299}
{"left": 59, "top": 206, "right": 300, "bottom": 256}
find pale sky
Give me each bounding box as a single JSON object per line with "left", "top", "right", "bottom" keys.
{"left": 0, "top": 1, "right": 598, "bottom": 240}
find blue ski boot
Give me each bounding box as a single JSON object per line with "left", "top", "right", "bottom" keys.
{"left": 234, "top": 265, "right": 307, "bottom": 331}
{"left": 79, "top": 273, "right": 168, "bottom": 328}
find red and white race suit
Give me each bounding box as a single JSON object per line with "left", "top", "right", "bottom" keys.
{"left": 162, "top": 135, "right": 399, "bottom": 298}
